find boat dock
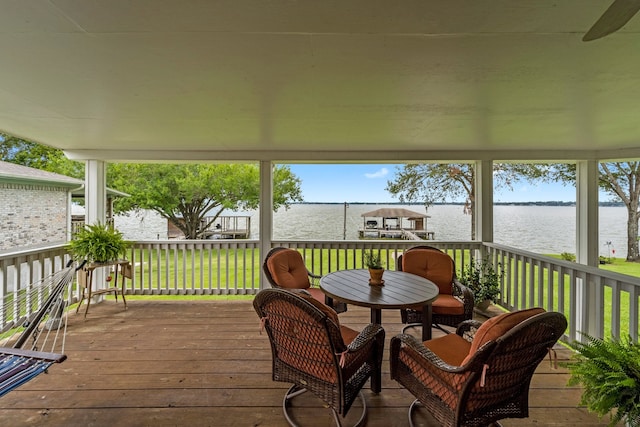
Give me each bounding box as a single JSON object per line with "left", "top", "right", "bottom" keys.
{"left": 358, "top": 207, "right": 435, "bottom": 240}
{"left": 167, "top": 215, "right": 251, "bottom": 239}
{"left": 202, "top": 215, "right": 251, "bottom": 239}
{"left": 358, "top": 228, "right": 435, "bottom": 240}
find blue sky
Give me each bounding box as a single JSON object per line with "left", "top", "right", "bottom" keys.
{"left": 286, "top": 164, "right": 579, "bottom": 203}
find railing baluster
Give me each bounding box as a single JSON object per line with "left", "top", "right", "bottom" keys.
{"left": 630, "top": 283, "right": 639, "bottom": 341}
{"left": 611, "top": 280, "right": 622, "bottom": 338}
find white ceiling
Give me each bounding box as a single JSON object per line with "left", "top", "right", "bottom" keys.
{"left": 1, "top": 0, "right": 640, "bottom": 163}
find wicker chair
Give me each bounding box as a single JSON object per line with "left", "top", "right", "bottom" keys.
{"left": 398, "top": 245, "right": 474, "bottom": 333}
{"left": 253, "top": 288, "right": 385, "bottom": 427}
{"left": 263, "top": 247, "right": 347, "bottom": 313}
{"left": 390, "top": 308, "right": 567, "bottom": 427}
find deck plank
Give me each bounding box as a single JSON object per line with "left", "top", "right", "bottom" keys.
{"left": 0, "top": 300, "right": 618, "bottom": 426}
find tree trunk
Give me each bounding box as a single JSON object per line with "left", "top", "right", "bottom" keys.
{"left": 469, "top": 202, "right": 476, "bottom": 240}
{"left": 626, "top": 206, "right": 640, "bottom": 261}
{"left": 598, "top": 162, "right": 640, "bottom": 263}
{"left": 468, "top": 180, "right": 476, "bottom": 240}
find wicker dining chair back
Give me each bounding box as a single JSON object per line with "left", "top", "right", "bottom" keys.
{"left": 263, "top": 247, "right": 347, "bottom": 313}
{"left": 390, "top": 309, "right": 567, "bottom": 427}
{"left": 397, "top": 245, "right": 474, "bottom": 330}
{"left": 253, "top": 288, "right": 385, "bottom": 425}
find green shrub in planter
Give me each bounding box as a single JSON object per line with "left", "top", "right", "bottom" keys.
{"left": 458, "top": 257, "right": 502, "bottom": 306}
{"left": 67, "top": 222, "right": 131, "bottom": 263}
{"left": 566, "top": 334, "right": 640, "bottom": 426}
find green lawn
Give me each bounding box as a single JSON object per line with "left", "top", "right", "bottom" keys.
{"left": 546, "top": 254, "right": 640, "bottom": 277}
{"left": 597, "top": 257, "right": 640, "bottom": 276}
{"left": 113, "top": 248, "right": 640, "bottom": 338}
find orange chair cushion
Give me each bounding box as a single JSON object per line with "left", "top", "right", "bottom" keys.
{"left": 402, "top": 249, "right": 454, "bottom": 295}
{"left": 433, "top": 294, "right": 465, "bottom": 315}
{"left": 305, "top": 287, "right": 328, "bottom": 305}
{"left": 462, "top": 307, "right": 545, "bottom": 365}
{"left": 408, "top": 294, "right": 464, "bottom": 316}
{"left": 296, "top": 290, "right": 339, "bottom": 324}
{"left": 339, "top": 325, "right": 360, "bottom": 345}
{"left": 295, "top": 290, "right": 358, "bottom": 345}
{"left": 423, "top": 333, "right": 472, "bottom": 366}
{"left": 267, "top": 250, "right": 312, "bottom": 289}
{"left": 398, "top": 335, "right": 466, "bottom": 409}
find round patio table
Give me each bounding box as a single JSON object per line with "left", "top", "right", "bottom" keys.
{"left": 320, "top": 269, "right": 439, "bottom": 393}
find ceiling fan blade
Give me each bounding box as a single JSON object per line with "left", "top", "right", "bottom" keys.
{"left": 583, "top": 0, "right": 640, "bottom": 41}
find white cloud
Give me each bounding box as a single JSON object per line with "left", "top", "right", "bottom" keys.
{"left": 365, "top": 167, "right": 389, "bottom": 179}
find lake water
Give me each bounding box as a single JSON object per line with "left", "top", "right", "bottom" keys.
{"left": 114, "top": 204, "right": 629, "bottom": 259}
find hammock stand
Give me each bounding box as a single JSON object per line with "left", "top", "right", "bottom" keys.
{"left": 0, "top": 260, "right": 80, "bottom": 398}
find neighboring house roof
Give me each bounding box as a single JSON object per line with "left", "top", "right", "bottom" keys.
{"left": 71, "top": 186, "right": 129, "bottom": 198}
{"left": 0, "top": 160, "right": 83, "bottom": 188}
{"left": 0, "top": 160, "right": 128, "bottom": 197}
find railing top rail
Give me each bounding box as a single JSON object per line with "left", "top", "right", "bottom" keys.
{"left": 0, "top": 242, "right": 67, "bottom": 261}
{"left": 271, "top": 239, "right": 479, "bottom": 246}
{"left": 485, "top": 242, "right": 640, "bottom": 286}
{"left": 132, "top": 239, "right": 480, "bottom": 248}
{"left": 133, "top": 239, "right": 261, "bottom": 244}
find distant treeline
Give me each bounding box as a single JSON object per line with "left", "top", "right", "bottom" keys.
{"left": 296, "top": 201, "right": 624, "bottom": 207}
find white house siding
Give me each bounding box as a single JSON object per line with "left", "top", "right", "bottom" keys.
{"left": 0, "top": 183, "right": 68, "bottom": 250}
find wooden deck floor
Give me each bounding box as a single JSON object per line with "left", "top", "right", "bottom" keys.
{"left": 0, "top": 299, "right": 617, "bottom": 427}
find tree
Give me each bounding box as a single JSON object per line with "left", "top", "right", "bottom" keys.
{"left": 547, "top": 162, "right": 640, "bottom": 262}
{"left": 599, "top": 163, "right": 640, "bottom": 262}
{"left": 108, "top": 163, "right": 302, "bottom": 239}
{"left": 0, "top": 133, "right": 84, "bottom": 178}
{"left": 386, "top": 163, "right": 548, "bottom": 239}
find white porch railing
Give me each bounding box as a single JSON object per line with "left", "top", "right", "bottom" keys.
{"left": 1, "top": 240, "right": 639, "bottom": 344}
{"left": 0, "top": 244, "right": 73, "bottom": 333}
{"left": 485, "top": 242, "right": 640, "bottom": 343}
{"left": 126, "top": 240, "right": 261, "bottom": 296}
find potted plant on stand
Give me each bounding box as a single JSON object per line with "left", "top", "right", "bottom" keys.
{"left": 459, "top": 257, "right": 502, "bottom": 312}
{"left": 364, "top": 250, "right": 385, "bottom": 286}
{"left": 67, "top": 222, "right": 131, "bottom": 263}
{"left": 566, "top": 334, "right": 640, "bottom": 427}
{"left": 67, "top": 222, "right": 131, "bottom": 316}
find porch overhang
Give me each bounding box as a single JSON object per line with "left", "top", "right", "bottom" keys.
{"left": 0, "top": 1, "right": 639, "bottom": 162}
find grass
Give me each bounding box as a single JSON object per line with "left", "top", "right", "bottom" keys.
{"left": 598, "top": 257, "right": 640, "bottom": 276}
{"left": 546, "top": 254, "right": 640, "bottom": 277}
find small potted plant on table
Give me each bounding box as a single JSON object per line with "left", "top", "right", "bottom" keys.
{"left": 459, "top": 257, "right": 502, "bottom": 312}
{"left": 364, "top": 250, "right": 385, "bottom": 286}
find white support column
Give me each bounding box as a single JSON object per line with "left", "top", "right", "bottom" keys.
{"left": 84, "top": 160, "right": 108, "bottom": 297}
{"left": 85, "top": 160, "right": 107, "bottom": 226}
{"left": 475, "top": 160, "right": 494, "bottom": 246}
{"left": 576, "top": 160, "right": 599, "bottom": 266}
{"left": 576, "top": 160, "right": 599, "bottom": 338}
{"left": 259, "top": 161, "right": 273, "bottom": 290}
